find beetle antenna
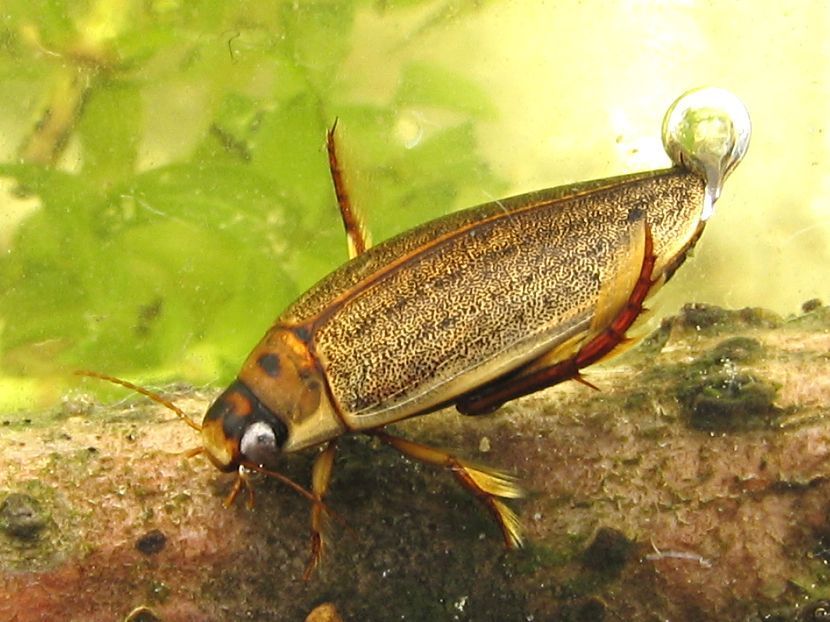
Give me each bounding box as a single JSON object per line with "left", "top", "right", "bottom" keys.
{"left": 75, "top": 370, "right": 202, "bottom": 432}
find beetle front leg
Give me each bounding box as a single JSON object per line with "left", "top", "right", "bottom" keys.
{"left": 224, "top": 465, "right": 257, "bottom": 509}
{"left": 305, "top": 440, "right": 338, "bottom": 579}
{"left": 371, "top": 431, "right": 524, "bottom": 549}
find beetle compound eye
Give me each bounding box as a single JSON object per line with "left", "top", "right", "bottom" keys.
{"left": 661, "top": 87, "right": 751, "bottom": 219}
{"left": 240, "top": 421, "right": 282, "bottom": 467}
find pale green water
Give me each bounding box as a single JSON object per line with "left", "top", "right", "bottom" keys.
{"left": 0, "top": 0, "right": 828, "bottom": 412}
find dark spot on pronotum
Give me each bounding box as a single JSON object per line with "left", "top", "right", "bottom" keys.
{"left": 293, "top": 325, "right": 311, "bottom": 341}
{"left": 0, "top": 493, "right": 48, "bottom": 540}
{"left": 257, "top": 352, "right": 281, "bottom": 378}
{"left": 136, "top": 529, "right": 167, "bottom": 555}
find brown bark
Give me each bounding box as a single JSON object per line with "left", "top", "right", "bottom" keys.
{"left": 2, "top": 303, "right": 830, "bottom": 621}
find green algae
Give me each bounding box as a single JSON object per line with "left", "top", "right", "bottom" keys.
{"left": 677, "top": 370, "right": 780, "bottom": 431}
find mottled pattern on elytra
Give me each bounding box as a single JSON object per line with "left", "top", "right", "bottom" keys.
{"left": 281, "top": 170, "right": 705, "bottom": 422}
{"left": 286, "top": 169, "right": 675, "bottom": 323}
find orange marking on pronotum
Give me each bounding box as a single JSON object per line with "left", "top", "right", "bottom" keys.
{"left": 226, "top": 390, "right": 253, "bottom": 417}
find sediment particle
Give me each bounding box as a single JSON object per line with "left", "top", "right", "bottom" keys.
{"left": 0, "top": 493, "right": 47, "bottom": 540}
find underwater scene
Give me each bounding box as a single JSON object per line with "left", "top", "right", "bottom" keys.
{"left": 1, "top": 1, "right": 829, "bottom": 620}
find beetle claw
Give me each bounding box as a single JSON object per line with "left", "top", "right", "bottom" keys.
{"left": 304, "top": 530, "right": 324, "bottom": 581}
{"left": 224, "top": 466, "right": 257, "bottom": 509}
{"left": 573, "top": 373, "right": 601, "bottom": 392}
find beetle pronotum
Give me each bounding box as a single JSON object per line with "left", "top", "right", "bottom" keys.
{"left": 82, "top": 87, "right": 750, "bottom": 577}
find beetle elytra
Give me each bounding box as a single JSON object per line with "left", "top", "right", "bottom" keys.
{"left": 82, "top": 87, "right": 750, "bottom": 577}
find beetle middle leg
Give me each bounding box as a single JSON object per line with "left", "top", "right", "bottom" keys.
{"left": 371, "top": 431, "right": 524, "bottom": 549}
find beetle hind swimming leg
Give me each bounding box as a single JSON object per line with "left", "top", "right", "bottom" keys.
{"left": 372, "top": 431, "right": 524, "bottom": 549}
{"left": 326, "top": 119, "right": 371, "bottom": 258}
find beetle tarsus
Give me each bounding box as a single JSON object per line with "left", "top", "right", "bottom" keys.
{"left": 372, "top": 431, "right": 524, "bottom": 548}
{"left": 304, "top": 441, "right": 338, "bottom": 579}
{"left": 222, "top": 466, "right": 258, "bottom": 509}
{"left": 304, "top": 532, "right": 324, "bottom": 581}
{"left": 223, "top": 469, "right": 246, "bottom": 508}
{"left": 303, "top": 529, "right": 326, "bottom": 581}
{"left": 450, "top": 461, "right": 524, "bottom": 549}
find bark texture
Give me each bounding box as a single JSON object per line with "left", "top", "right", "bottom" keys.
{"left": 2, "top": 303, "right": 830, "bottom": 622}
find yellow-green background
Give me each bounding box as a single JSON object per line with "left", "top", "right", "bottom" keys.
{"left": 1, "top": 0, "right": 827, "bottom": 411}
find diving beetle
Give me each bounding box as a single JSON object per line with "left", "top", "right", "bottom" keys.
{"left": 84, "top": 87, "right": 750, "bottom": 576}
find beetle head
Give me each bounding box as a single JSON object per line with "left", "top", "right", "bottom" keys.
{"left": 75, "top": 370, "right": 323, "bottom": 510}
{"left": 662, "top": 87, "right": 751, "bottom": 220}
{"left": 200, "top": 379, "right": 288, "bottom": 472}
